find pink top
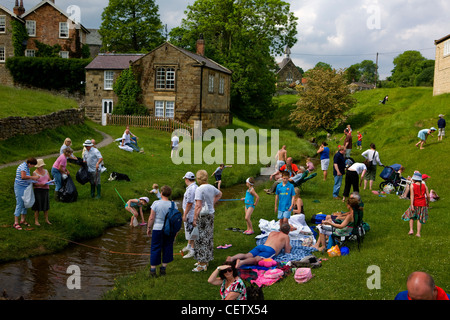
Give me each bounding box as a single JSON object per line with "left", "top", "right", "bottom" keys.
{"left": 53, "top": 154, "right": 67, "bottom": 171}
{"left": 33, "top": 169, "right": 50, "bottom": 190}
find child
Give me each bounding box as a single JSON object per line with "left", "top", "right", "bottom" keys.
{"left": 401, "top": 172, "right": 429, "bottom": 237}
{"left": 275, "top": 171, "right": 296, "bottom": 227}
{"left": 148, "top": 184, "right": 161, "bottom": 200}
{"left": 305, "top": 157, "right": 315, "bottom": 172}
{"left": 211, "top": 164, "right": 232, "bottom": 190}
{"left": 357, "top": 131, "right": 363, "bottom": 150}
{"left": 240, "top": 177, "right": 259, "bottom": 235}
{"left": 125, "top": 197, "right": 149, "bottom": 226}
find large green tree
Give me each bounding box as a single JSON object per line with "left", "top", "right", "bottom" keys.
{"left": 344, "top": 60, "right": 377, "bottom": 84}
{"left": 169, "top": 0, "right": 298, "bottom": 119}
{"left": 99, "top": 0, "right": 164, "bottom": 53}
{"left": 391, "top": 50, "right": 434, "bottom": 87}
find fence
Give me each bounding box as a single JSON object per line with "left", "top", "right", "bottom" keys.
{"left": 107, "top": 114, "right": 194, "bottom": 138}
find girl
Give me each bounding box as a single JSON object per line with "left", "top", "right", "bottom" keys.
{"left": 305, "top": 157, "right": 315, "bottom": 172}
{"left": 402, "top": 172, "right": 429, "bottom": 237}
{"left": 32, "top": 159, "right": 52, "bottom": 226}
{"left": 292, "top": 187, "right": 304, "bottom": 216}
{"left": 126, "top": 197, "right": 149, "bottom": 226}
{"left": 240, "top": 177, "right": 259, "bottom": 235}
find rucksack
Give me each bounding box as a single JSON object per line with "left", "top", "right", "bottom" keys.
{"left": 311, "top": 213, "right": 327, "bottom": 224}
{"left": 163, "top": 201, "right": 182, "bottom": 237}
{"left": 294, "top": 268, "right": 313, "bottom": 283}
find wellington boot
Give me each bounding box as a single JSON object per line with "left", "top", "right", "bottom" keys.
{"left": 90, "top": 185, "right": 95, "bottom": 198}
{"left": 96, "top": 185, "right": 101, "bottom": 199}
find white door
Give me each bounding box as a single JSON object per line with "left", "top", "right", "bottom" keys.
{"left": 101, "top": 99, "right": 113, "bottom": 126}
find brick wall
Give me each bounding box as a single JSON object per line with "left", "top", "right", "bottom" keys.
{"left": 433, "top": 40, "right": 450, "bottom": 96}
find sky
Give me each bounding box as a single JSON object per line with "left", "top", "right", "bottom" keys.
{"left": 6, "top": 0, "right": 450, "bottom": 79}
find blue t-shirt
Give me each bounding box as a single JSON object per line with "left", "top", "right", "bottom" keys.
{"left": 276, "top": 182, "right": 295, "bottom": 211}
{"left": 320, "top": 147, "right": 330, "bottom": 160}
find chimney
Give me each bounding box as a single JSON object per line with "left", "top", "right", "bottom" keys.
{"left": 13, "top": 0, "right": 25, "bottom": 16}
{"left": 196, "top": 34, "right": 205, "bottom": 56}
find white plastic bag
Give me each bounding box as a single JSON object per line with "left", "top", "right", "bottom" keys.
{"left": 22, "top": 184, "right": 35, "bottom": 208}
{"left": 190, "top": 226, "right": 199, "bottom": 241}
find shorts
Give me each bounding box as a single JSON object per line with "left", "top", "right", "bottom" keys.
{"left": 276, "top": 160, "right": 285, "bottom": 171}
{"left": 438, "top": 128, "right": 445, "bottom": 137}
{"left": 214, "top": 174, "right": 222, "bottom": 181}
{"left": 245, "top": 204, "right": 255, "bottom": 209}
{"left": 357, "top": 140, "right": 362, "bottom": 146}
{"left": 321, "top": 159, "right": 330, "bottom": 171}
{"left": 277, "top": 210, "right": 291, "bottom": 220}
{"left": 249, "top": 245, "right": 276, "bottom": 259}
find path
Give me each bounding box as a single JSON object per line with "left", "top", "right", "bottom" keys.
{"left": 0, "top": 128, "right": 114, "bottom": 170}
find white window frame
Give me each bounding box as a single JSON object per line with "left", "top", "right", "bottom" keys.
{"left": 59, "top": 51, "right": 69, "bottom": 59}
{"left": 25, "top": 49, "right": 36, "bottom": 57}
{"left": 104, "top": 71, "right": 114, "bottom": 90}
{"left": 154, "top": 100, "right": 175, "bottom": 119}
{"left": 208, "top": 74, "right": 214, "bottom": 93}
{"left": 444, "top": 39, "right": 450, "bottom": 57}
{"left": 155, "top": 66, "right": 176, "bottom": 90}
{"left": 0, "top": 16, "right": 6, "bottom": 33}
{"left": 59, "top": 22, "right": 69, "bottom": 38}
{"left": 0, "top": 46, "right": 5, "bottom": 63}
{"left": 26, "top": 20, "right": 36, "bottom": 37}
{"left": 219, "top": 76, "right": 225, "bottom": 95}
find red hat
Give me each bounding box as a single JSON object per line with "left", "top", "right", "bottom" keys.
{"left": 422, "top": 174, "right": 430, "bottom": 180}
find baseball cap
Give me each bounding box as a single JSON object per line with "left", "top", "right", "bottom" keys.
{"left": 183, "top": 171, "right": 195, "bottom": 179}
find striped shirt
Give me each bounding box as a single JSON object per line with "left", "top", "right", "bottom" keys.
{"left": 15, "top": 162, "right": 31, "bottom": 187}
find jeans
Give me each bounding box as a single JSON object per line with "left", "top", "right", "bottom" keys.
{"left": 126, "top": 142, "right": 140, "bottom": 152}
{"left": 14, "top": 183, "right": 28, "bottom": 217}
{"left": 333, "top": 175, "right": 343, "bottom": 197}
{"left": 51, "top": 167, "right": 62, "bottom": 191}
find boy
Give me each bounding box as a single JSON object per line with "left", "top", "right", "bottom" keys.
{"left": 357, "top": 131, "right": 363, "bottom": 150}
{"left": 211, "top": 164, "right": 232, "bottom": 190}
{"left": 274, "top": 171, "right": 295, "bottom": 227}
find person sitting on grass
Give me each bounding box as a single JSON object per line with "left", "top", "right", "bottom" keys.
{"left": 207, "top": 260, "right": 247, "bottom": 300}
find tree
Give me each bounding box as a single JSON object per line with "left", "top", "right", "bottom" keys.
{"left": 99, "top": 0, "right": 164, "bottom": 53}
{"left": 344, "top": 60, "right": 377, "bottom": 84}
{"left": 391, "top": 50, "right": 434, "bottom": 87}
{"left": 289, "top": 68, "right": 357, "bottom": 133}
{"left": 113, "top": 66, "right": 148, "bottom": 115}
{"left": 168, "top": 0, "right": 298, "bottom": 119}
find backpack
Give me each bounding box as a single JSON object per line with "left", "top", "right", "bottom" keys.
{"left": 163, "top": 201, "right": 182, "bottom": 237}
{"left": 294, "top": 268, "right": 313, "bottom": 283}
{"left": 246, "top": 282, "right": 264, "bottom": 300}
{"left": 311, "top": 213, "right": 327, "bottom": 224}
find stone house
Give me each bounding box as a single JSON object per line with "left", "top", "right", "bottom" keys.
{"left": 84, "top": 40, "right": 233, "bottom": 130}
{"left": 276, "top": 46, "right": 302, "bottom": 86}
{"left": 433, "top": 34, "right": 450, "bottom": 96}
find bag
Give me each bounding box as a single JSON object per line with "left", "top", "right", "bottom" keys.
{"left": 366, "top": 151, "right": 377, "bottom": 170}
{"left": 264, "top": 268, "right": 284, "bottom": 279}
{"left": 190, "top": 226, "right": 199, "bottom": 241}
{"left": 163, "top": 201, "right": 182, "bottom": 237}
{"left": 199, "top": 201, "right": 210, "bottom": 216}
{"left": 294, "top": 268, "right": 313, "bottom": 283}
{"left": 22, "top": 184, "right": 35, "bottom": 208}
{"left": 59, "top": 175, "right": 78, "bottom": 203}
{"left": 246, "top": 282, "right": 264, "bottom": 300}
{"left": 76, "top": 165, "right": 89, "bottom": 185}
{"left": 327, "top": 245, "right": 341, "bottom": 257}
{"left": 311, "top": 213, "right": 327, "bottom": 224}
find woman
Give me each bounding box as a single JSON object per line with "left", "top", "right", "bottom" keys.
{"left": 208, "top": 261, "right": 247, "bottom": 300}
{"left": 126, "top": 197, "right": 149, "bottom": 226}
{"left": 317, "top": 142, "right": 330, "bottom": 181}
{"left": 32, "top": 159, "right": 52, "bottom": 226}
{"left": 60, "top": 138, "right": 77, "bottom": 161}
{"left": 415, "top": 127, "right": 436, "bottom": 149}
{"left": 52, "top": 147, "right": 73, "bottom": 200}
{"left": 292, "top": 187, "right": 304, "bottom": 215}
{"left": 312, "top": 198, "right": 359, "bottom": 252}
{"left": 402, "top": 172, "right": 429, "bottom": 237}
{"left": 361, "top": 143, "right": 383, "bottom": 190}
{"left": 13, "top": 158, "right": 39, "bottom": 230}
{"left": 342, "top": 160, "right": 368, "bottom": 202}
{"left": 192, "top": 170, "right": 222, "bottom": 272}
{"left": 146, "top": 186, "right": 177, "bottom": 277}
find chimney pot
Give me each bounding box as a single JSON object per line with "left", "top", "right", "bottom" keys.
{"left": 196, "top": 37, "right": 205, "bottom": 56}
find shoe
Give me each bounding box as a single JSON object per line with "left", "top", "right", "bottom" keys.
{"left": 183, "top": 250, "right": 194, "bottom": 258}
{"left": 192, "top": 264, "right": 207, "bottom": 272}
{"left": 139, "top": 222, "right": 147, "bottom": 226}
{"left": 244, "top": 231, "right": 254, "bottom": 235}
{"left": 149, "top": 268, "right": 157, "bottom": 278}
{"left": 181, "top": 245, "right": 191, "bottom": 252}
{"left": 160, "top": 267, "right": 166, "bottom": 276}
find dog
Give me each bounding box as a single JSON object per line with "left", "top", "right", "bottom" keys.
{"left": 108, "top": 172, "right": 130, "bottom": 181}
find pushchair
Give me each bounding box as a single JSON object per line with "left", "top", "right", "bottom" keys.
{"left": 378, "top": 164, "right": 406, "bottom": 194}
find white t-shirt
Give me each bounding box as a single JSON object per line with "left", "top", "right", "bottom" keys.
{"left": 183, "top": 183, "right": 198, "bottom": 219}
{"left": 195, "top": 184, "right": 220, "bottom": 214}
{"left": 151, "top": 200, "right": 178, "bottom": 231}
{"left": 348, "top": 163, "right": 367, "bottom": 175}
{"left": 122, "top": 132, "right": 131, "bottom": 145}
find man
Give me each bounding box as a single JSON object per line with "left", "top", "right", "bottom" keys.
{"left": 122, "top": 128, "right": 142, "bottom": 153}
{"left": 438, "top": 114, "right": 446, "bottom": 141}
{"left": 344, "top": 128, "right": 352, "bottom": 158}
{"left": 171, "top": 134, "right": 179, "bottom": 158}
{"left": 332, "top": 146, "right": 346, "bottom": 199}
{"left": 226, "top": 224, "right": 292, "bottom": 268}
{"left": 275, "top": 145, "right": 287, "bottom": 171}
{"left": 395, "top": 271, "right": 449, "bottom": 300}
{"left": 266, "top": 157, "right": 299, "bottom": 194}
{"left": 82, "top": 139, "right": 103, "bottom": 199}
{"left": 181, "top": 171, "right": 198, "bottom": 259}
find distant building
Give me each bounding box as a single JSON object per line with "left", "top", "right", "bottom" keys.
{"left": 433, "top": 34, "right": 450, "bottom": 96}
{"left": 276, "top": 46, "right": 302, "bottom": 86}
{"left": 349, "top": 81, "right": 375, "bottom": 94}
{"left": 85, "top": 29, "right": 102, "bottom": 58}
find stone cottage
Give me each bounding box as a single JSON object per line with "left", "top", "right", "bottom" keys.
{"left": 433, "top": 33, "right": 450, "bottom": 96}
{"left": 276, "top": 46, "right": 302, "bottom": 86}
{"left": 84, "top": 40, "right": 233, "bottom": 130}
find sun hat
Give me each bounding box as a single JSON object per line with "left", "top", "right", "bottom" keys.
{"left": 412, "top": 172, "right": 422, "bottom": 181}
{"left": 430, "top": 127, "right": 437, "bottom": 131}
{"left": 421, "top": 174, "right": 430, "bottom": 180}
{"left": 83, "top": 139, "right": 94, "bottom": 147}
{"left": 139, "top": 197, "right": 149, "bottom": 203}
{"left": 183, "top": 171, "right": 195, "bottom": 180}
{"left": 439, "top": 114, "right": 444, "bottom": 118}
{"left": 36, "top": 159, "right": 46, "bottom": 167}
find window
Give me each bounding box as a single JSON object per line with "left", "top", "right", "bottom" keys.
{"left": 59, "top": 51, "right": 69, "bottom": 59}
{"left": 155, "top": 66, "right": 176, "bottom": 89}
{"left": 25, "top": 49, "right": 35, "bottom": 57}
{"left": 286, "top": 71, "right": 293, "bottom": 83}
{"left": 208, "top": 74, "right": 214, "bottom": 93}
{"left": 219, "top": 76, "right": 225, "bottom": 95}
{"left": 155, "top": 101, "right": 175, "bottom": 119}
{"left": 0, "top": 46, "right": 5, "bottom": 63}
{"left": 0, "top": 16, "right": 5, "bottom": 33}
{"left": 444, "top": 39, "right": 450, "bottom": 57}
{"left": 59, "top": 22, "right": 69, "bottom": 38}
{"left": 26, "top": 20, "right": 36, "bottom": 37}
{"left": 104, "top": 71, "right": 114, "bottom": 90}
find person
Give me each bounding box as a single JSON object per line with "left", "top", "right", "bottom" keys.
{"left": 361, "top": 143, "right": 383, "bottom": 191}
{"left": 240, "top": 177, "right": 259, "bottom": 235}
{"left": 437, "top": 114, "right": 445, "bottom": 141}
{"left": 402, "top": 172, "right": 429, "bottom": 237}
{"left": 192, "top": 170, "right": 222, "bottom": 272}
{"left": 339, "top": 125, "right": 352, "bottom": 141}
{"left": 208, "top": 260, "right": 247, "bottom": 300}
{"left": 342, "top": 160, "right": 368, "bottom": 202}
{"left": 292, "top": 187, "right": 304, "bottom": 216}
{"left": 181, "top": 172, "right": 198, "bottom": 259}
{"left": 125, "top": 197, "right": 149, "bottom": 226}
{"left": 415, "top": 127, "right": 436, "bottom": 149}
{"left": 226, "top": 224, "right": 292, "bottom": 268}
{"left": 60, "top": 138, "right": 77, "bottom": 160}
{"left": 305, "top": 157, "right": 315, "bottom": 172}
{"left": 395, "top": 271, "right": 450, "bottom": 300}
{"left": 13, "top": 158, "right": 40, "bottom": 230}
{"left": 275, "top": 171, "right": 295, "bottom": 228}
{"left": 269, "top": 157, "right": 298, "bottom": 182}
{"left": 317, "top": 142, "right": 330, "bottom": 180}
{"left": 356, "top": 131, "right": 363, "bottom": 150}
{"left": 32, "top": 159, "right": 52, "bottom": 226}
{"left": 344, "top": 128, "right": 353, "bottom": 158}
{"left": 146, "top": 186, "right": 177, "bottom": 277}
{"left": 211, "top": 164, "right": 232, "bottom": 190}
{"left": 275, "top": 145, "right": 287, "bottom": 171}
{"left": 51, "top": 147, "right": 73, "bottom": 200}
{"left": 312, "top": 197, "right": 359, "bottom": 252}
{"left": 171, "top": 134, "right": 179, "bottom": 158}
{"left": 148, "top": 183, "right": 161, "bottom": 200}
{"left": 332, "top": 146, "right": 346, "bottom": 199}
{"left": 380, "top": 95, "right": 388, "bottom": 104}
{"left": 82, "top": 139, "right": 103, "bottom": 199}
{"left": 125, "top": 126, "right": 139, "bottom": 146}
{"left": 121, "top": 127, "right": 143, "bottom": 153}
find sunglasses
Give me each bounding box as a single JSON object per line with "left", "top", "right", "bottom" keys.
{"left": 222, "top": 268, "right": 233, "bottom": 273}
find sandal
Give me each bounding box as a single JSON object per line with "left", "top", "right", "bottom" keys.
{"left": 13, "top": 223, "right": 22, "bottom": 230}
{"left": 192, "top": 264, "right": 207, "bottom": 272}
{"left": 20, "top": 221, "right": 31, "bottom": 227}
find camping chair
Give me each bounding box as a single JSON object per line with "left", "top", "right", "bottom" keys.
{"left": 331, "top": 205, "right": 365, "bottom": 251}
{"left": 291, "top": 170, "right": 317, "bottom": 188}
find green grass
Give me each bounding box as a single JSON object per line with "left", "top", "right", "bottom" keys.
{"left": 0, "top": 85, "right": 79, "bottom": 118}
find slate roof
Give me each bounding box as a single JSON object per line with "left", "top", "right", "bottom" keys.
{"left": 85, "top": 54, "right": 145, "bottom": 70}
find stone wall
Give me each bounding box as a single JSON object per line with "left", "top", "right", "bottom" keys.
{"left": 433, "top": 40, "right": 450, "bottom": 96}
{"left": 0, "top": 8, "right": 16, "bottom": 86}
{"left": 0, "top": 107, "right": 85, "bottom": 140}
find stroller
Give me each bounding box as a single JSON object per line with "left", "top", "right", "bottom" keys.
{"left": 379, "top": 164, "right": 405, "bottom": 194}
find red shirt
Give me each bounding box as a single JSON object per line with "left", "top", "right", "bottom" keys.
{"left": 279, "top": 164, "right": 299, "bottom": 177}
{"left": 412, "top": 183, "right": 427, "bottom": 207}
